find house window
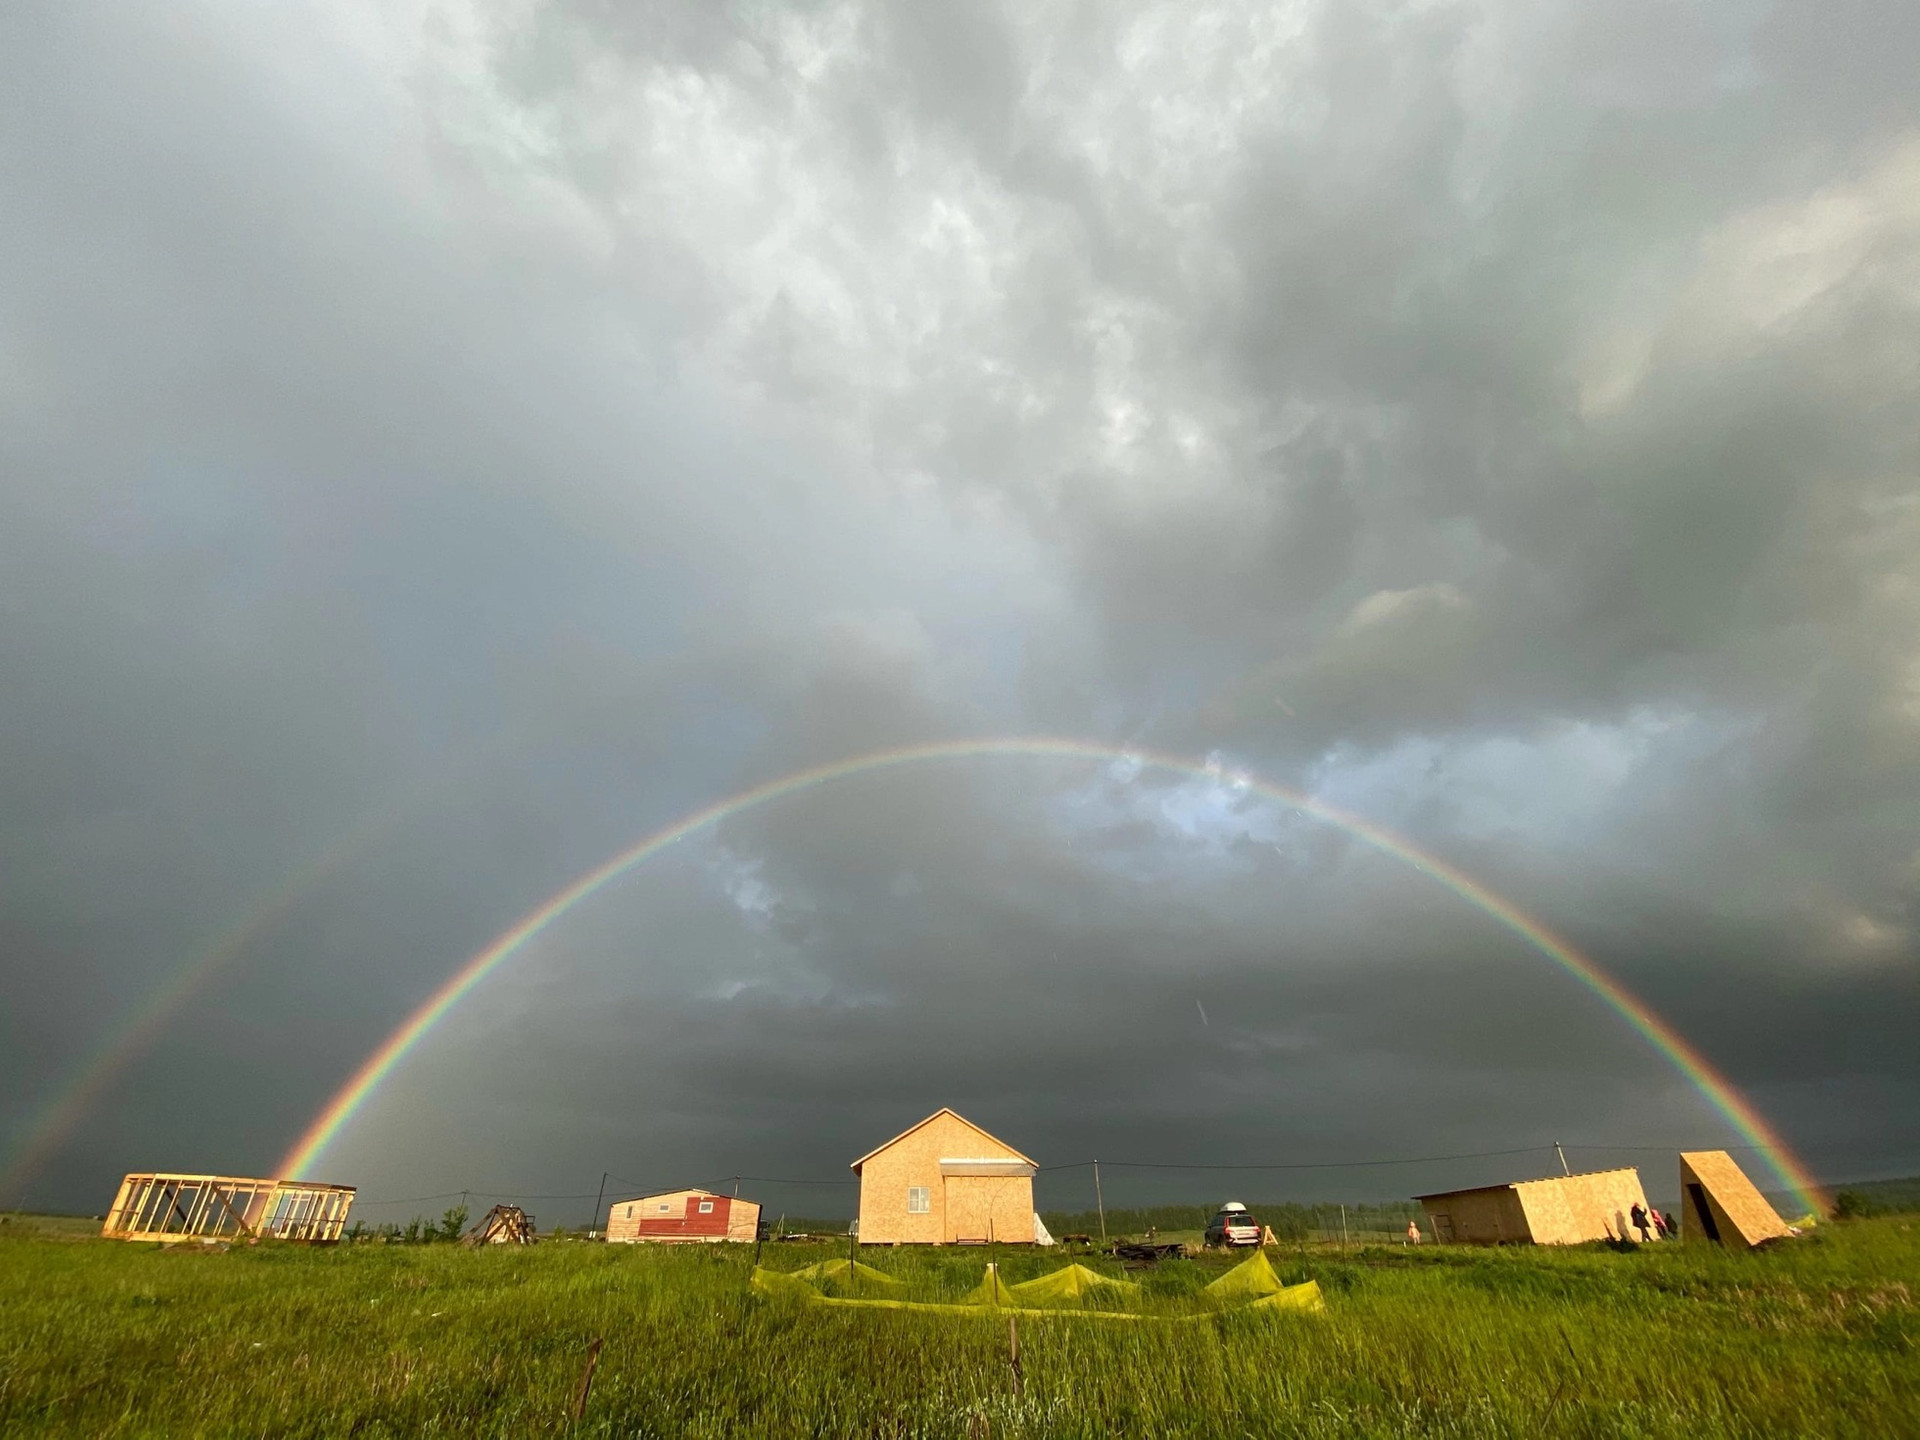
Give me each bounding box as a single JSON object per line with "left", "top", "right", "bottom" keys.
{"left": 698, "top": 1200, "right": 715, "bottom": 1214}
{"left": 907, "top": 1186, "right": 930, "bottom": 1214}
{"left": 657, "top": 1203, "right": 672, "bottom": 1213}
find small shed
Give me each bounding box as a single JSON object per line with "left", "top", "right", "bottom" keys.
{"left": 1416, "top": 1167, "right": 1650, "bottom": 1245}
{"left": 1679, "top": 1150, "right": 1791, "bottom": 1247}
{"left": 852, "top": 1108, "right": 1042, "bottom": 1246}
{"left": 605, "top": 1188, "right": 760, "bottom": 1244}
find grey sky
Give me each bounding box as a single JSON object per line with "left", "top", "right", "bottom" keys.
{"left": 3, "top": 0, "right": 1916, "bottom": 1221}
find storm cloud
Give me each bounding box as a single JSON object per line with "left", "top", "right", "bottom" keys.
{"left": 3, "top": 0, "right": 1916, "bottom": 1221}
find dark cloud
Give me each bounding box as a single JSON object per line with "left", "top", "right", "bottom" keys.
{"left": 4, "top": 0, "right": 1916, "bottom": 1218}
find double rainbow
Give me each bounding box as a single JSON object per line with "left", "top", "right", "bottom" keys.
{"left": 275, "top": 737, "right": 1826, "bottom": 1214}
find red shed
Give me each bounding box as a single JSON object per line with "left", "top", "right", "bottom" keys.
{"left": 605, "top": 1188, "right": 760, "bottom": 1244}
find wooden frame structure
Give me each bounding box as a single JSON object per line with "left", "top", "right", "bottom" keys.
{"left": 465, "top": 1204, "right": 537, "bottom": 1246}
{"left": 102, "top": 1173, "right": 356, "bottom": 1243}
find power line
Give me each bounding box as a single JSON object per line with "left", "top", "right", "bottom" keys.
{"left": 352, "top": 1190, "right": 598, "bottom": 1206}
{"left": 709, "top": 1174, "right": 857, "bottom": 1186}
{"left": 1038, "top": 1145, "right": 1553, "bottom": 1173}
{"left": 351, "top": 1140, "right": 1797, "bottom": 1208}
{"left": 1559, "top": 1152, "right": 1766, "bottom": 1159}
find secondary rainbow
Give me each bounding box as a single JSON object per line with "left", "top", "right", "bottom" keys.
{"left": 0, "top": 741, "right": 502, "bottom": 1206}
{"left": 276, "top": 737, "right": 1827, "bottom": 1214}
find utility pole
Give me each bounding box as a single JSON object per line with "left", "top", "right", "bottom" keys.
{"left": 1093, "top": 1160, "right": 1107, "bottom": 1240}
{"left": 591, "top": 1172, "right": 608, "bottom": 1239}
{"left": 1340, "top": 1203, "right": 1349, "bottom": 1248}
{"left": 1554, "top": 1142, "right": 1570, "bottom": 1177}
{"left": 732, "top": 1175, "right": 740, "bottom": 1198}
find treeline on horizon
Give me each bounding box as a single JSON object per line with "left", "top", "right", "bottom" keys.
{"left": 1829, "top": 1174, "right": 1920, "bottom": 1219}
{"left": 1039, "top": 1200, "right": 1421, "bottom": 1239}
{"left": 758, "top": 1200, "right": 1423, "bottom": 1241}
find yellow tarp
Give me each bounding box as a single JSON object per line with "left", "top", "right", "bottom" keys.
{"left": 751, "top": 1267, "right": 820, "bottom": 1301}
{"left": 751, "top": 1262, "right": 1324, "bottom": 1321}
{"left": 1246, "top": 1279, "right": 1324, "bottom": 1313}
{"left": 788, "top": 1258, "right": 901, "bottom": 1290}
{"left": 961, "top": 1264, "right": 1020, "bottom": 1306}
{"left": 1204, "top": 1249, "right": 1285, "bottom": 1301}
{"left": 1007, "top": 1263, "right": 1138, "bottom": 1306}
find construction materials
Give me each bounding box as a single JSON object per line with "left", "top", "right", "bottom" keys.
{"left": 464, "top": 1204, "right": 537, "bottom": 1246}
{"left": 1415, "top": 1168, "right": 1651, "bottom": 1245}
{"left": 101, "top": 1173, "right": 354, "bottom": 1242}
{"left": 1679, "top": 1151, "right": 1792, "bottom": 1247}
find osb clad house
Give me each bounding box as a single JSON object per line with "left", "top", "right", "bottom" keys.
{"left": 1416, "top": 1168, "right": 1651, "bottom": 1245}
{"left": 605, "top": 1188, "right": 760, "bottom": 1244}
{"left": 852, "top": 1108, "right": 1042, "bottom": 1246}
{"left": 1679, "top": 1150, "right": 1792, "bottom": 1247}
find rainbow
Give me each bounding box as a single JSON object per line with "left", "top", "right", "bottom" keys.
{"left": 0, "top": 744, "right": 500, "bottom": 1206}
{"left": 275, "top": 737, "right": 1827, "bottom": 1214}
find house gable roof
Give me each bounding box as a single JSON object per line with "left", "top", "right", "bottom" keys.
{"left": 850, "top": 1107, "right": 1036, "bottom": 1173}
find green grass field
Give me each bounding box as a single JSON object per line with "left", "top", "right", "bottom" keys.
{"left": 2, "top": 1215, "right": 1915, "bottom": 1437}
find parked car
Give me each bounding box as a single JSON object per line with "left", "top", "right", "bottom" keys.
{"left": 1204, "top": 1202, "right": 1263, "bottom": 1248}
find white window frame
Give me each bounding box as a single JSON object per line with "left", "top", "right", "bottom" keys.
{"left": 657, "top": 1203, "right": 672, "bottom": 1213}
{"left": 698, "top": 1200, "right": 715, "bottom": 1214}
{"left": 907, "top": 1186, "right": 930, "bottom": 1214}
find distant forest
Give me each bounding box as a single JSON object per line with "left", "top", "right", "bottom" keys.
{"left": 1040, "top": 1200, "right": 1421, "bottom": 1240}
{"left": 765, "top": 1199, "right": 1422, "bottom": 1240}
{"left": 1827, "top": 1175, "right": 1920, "bottom": 1219}
{"left": 704, "top": 1177, "right": 1920, "bottom": 1241}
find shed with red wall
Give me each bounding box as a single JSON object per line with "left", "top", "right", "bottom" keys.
{"left": 605, "top": 1188, "right": 760, "bottom": 1243}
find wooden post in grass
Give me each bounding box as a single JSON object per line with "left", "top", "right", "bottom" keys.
{"left": 1093, "top": 1160, "right": 1107, "bottom": 1240}
{"left": 848, "top": 1223, "right": 858, "bottom": 1297}
{"left": 571, "top": 1338, "right": 603, "bottom": 1426}
{"left": 1008, "top": 1315, "right": 1023, "bottom": 1399}
{"left": 1340, "top": 1204, "right": 1349, "bottom": 1249}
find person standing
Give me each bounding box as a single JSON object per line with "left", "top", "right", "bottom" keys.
{"left": 1406, "top": 1219, "right": 1422, "bottom": 1246}
{"left": 1650, "top": 1207, "right": 1670, "bottom": 1240}
{"left": 1630, "top": 1202, "right": 1652, "bottom": 1243}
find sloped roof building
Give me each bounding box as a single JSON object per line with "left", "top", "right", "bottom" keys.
{"left": 606, "top": 1188, "right": 759, "bottom": 1244}
{"left": 1416, "top": 1167, "right": 1651, "bottom": 1245}
{"left": 852, "top": 1108, "right": 1045, "bottom": 1246}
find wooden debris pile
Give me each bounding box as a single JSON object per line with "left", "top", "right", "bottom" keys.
{"left": 464, "top": 1204, "right": 537, "bottom": 1246}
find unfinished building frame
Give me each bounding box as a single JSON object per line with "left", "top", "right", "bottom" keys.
{"left": 102, "top": 1173, "right": 356, "bottom": 1242}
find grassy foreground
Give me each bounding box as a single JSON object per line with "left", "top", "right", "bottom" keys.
{"left": 1, "top": 1217, "right": 1915, "bottom": 1437}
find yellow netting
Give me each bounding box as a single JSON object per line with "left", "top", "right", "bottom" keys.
{"left": 1245, "top": 1280, "right": 1324, "bottom": 1313}
{"left": 1006, "top": 1263, "right": 1138, "bottom": 1306}
{"left": 1204, "top": 1249, "right": 1284, "bottom": 1301}
{"left": 752, "top": 1259, "right": 1323, "bottom": 1321}
{"left": 961, "top": 1264, "right": 1020, "bottom": 1306}
{"left": 783, "top": 1259, "right": 902, "bottom": 1295}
